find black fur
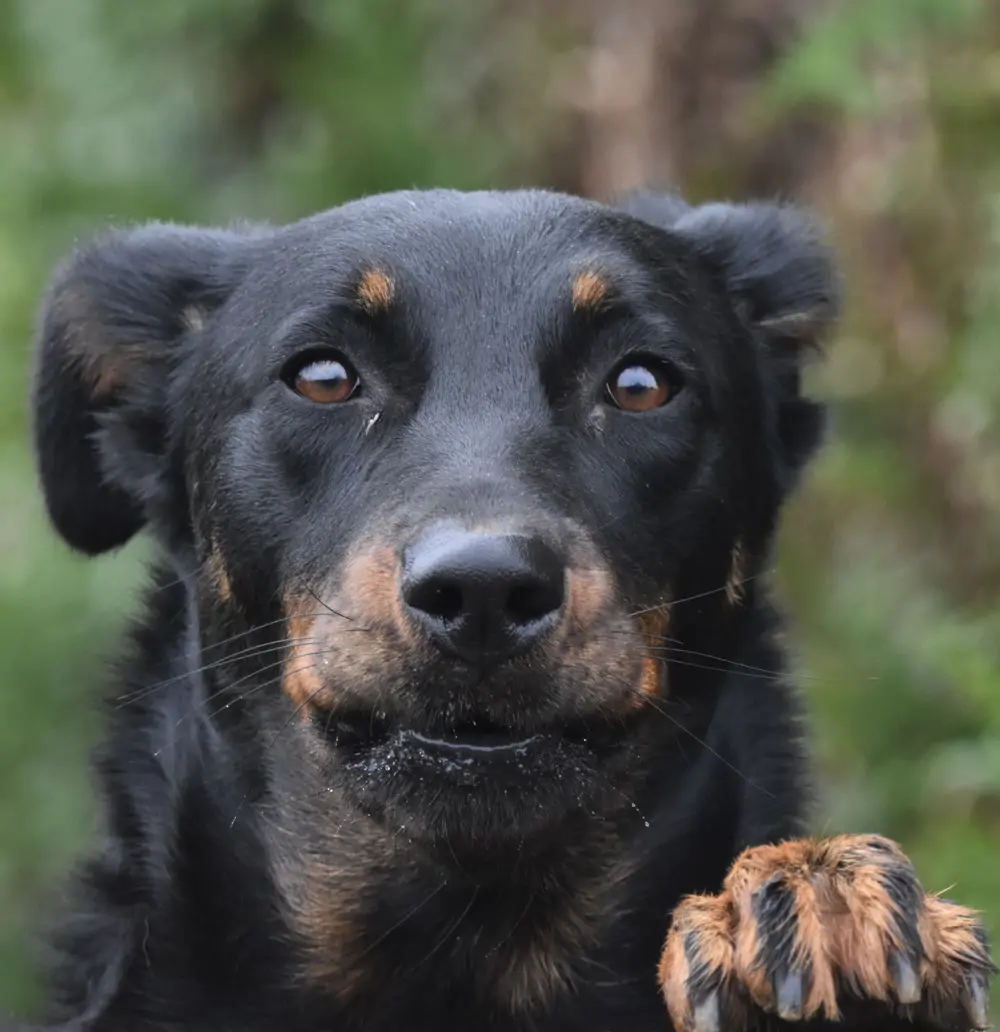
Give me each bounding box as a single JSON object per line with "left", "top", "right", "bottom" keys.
{"left": 18, "top": 188, "right": 954, "bottom": 1032}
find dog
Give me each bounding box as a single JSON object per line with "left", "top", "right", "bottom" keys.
{"left": 23, "top": 188, "right": 993, "bottom": 1031}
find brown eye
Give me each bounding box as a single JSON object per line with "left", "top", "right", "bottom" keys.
{"left": 288, "top": 354, "right": 359, "bottom": 404}
{"left": 606, "top": 362, "right": 672, "bottom": 412}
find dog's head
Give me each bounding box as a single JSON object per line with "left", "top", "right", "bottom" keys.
{"left": 33, "top": 189, "right": 838, "bottom": 857}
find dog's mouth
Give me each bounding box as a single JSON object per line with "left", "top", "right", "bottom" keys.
{"left": 311, "top": 708, "right": 612, "bottom": 757}
{"left": 308, "top": 704, "right": 645, "bottom": 846}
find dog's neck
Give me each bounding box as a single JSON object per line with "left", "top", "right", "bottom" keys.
{"left": 261, "top": 802, "right": 643, "bottom": 1019}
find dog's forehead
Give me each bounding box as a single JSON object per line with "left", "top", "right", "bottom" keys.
{"left": 272, "top": 189, "right": 653, "bottom": 312}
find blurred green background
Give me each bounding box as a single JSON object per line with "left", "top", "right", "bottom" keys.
{"left": 1, "top": 0, "right": 998, "bottom": 1020}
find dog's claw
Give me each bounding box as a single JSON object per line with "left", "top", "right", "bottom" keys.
{"left": 690, "top": 992, "right": 720, "bottom": 1032}
{"left": 775, "top": 969, "right": 804, "bottom": 1020}
{"left": 889, "top": 951, "right": 922, "bottom": 1005}
{"left": 964, "top": 974, "right": 990, "bottom": 1030}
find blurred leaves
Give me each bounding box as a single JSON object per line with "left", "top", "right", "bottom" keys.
{"left": 771, "top": 0, "right": 1000, "bottom": 994}
{"left": 768, "top": 0, "right": 986, "bottom": 113}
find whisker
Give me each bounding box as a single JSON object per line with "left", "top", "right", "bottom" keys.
{"left": 483, "top": 891, "right": 535, "bottom": 958}
{"left": 650, "top": 646, "right": 830, "bottom": 682}
{"left": 209, "top": 648, "right": 341, "bottom": 723}
{"left": 229, "top": 672, "right": 332, "bottom": 829}
{"left": 586, "top": 628, "right": 798, "bottom": 681}
{"left": 198, "top": 609, "right": 358, "bottom": 655}
{"left": 306, "top": 585, "right": 359, "bottom": 626}
{"left": 627, "top": 573, "right": 762, "bottom": 618}
{"left": 351, "top": 879, "right": 450, "bottom": 963}
{"left": 410, "top": 886, "right": 480, "bottom": 972}
{"left": 654, "top": 656, "right": 787, "bottom": 682}
{"left": 115, "top": 635, "right": 325, "bottom": 707}
{"left": 268, "top": 678, "right": 331, "bottom": 750}
{"left": 152, "top": 646, "right": 342, "bottom": 753}
{"left": 117, "top": 597, "right": 375, "bottom": 707}
{"left": 605, "top": 671, "right": 772, "bottom": 797}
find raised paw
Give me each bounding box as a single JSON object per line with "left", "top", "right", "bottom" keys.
{"left": 659, "top": 835, "right": 995, "bottom": 1031}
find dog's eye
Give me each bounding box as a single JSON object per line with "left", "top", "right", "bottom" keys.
{"left": 605, "top": 361, "right": 673, "bottom": 412}
{"left": 285, "top": 353, "right": 360, "bottom": 404}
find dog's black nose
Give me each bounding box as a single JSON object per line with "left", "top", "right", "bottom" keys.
{"left": 401, "top": 526, "right": 565, "bottom": 665}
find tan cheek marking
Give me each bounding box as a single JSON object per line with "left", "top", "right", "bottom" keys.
{"left": 280, "top": 546, "right": 413, "bottom": 715}
{"left": 726, "top": 541, "right": 747, "bottom": 606}
{"left": 635, "top": 607, "right": 670, "bottom": 703}
{"left": 564, "top": 564, "right": 613, "bottom": 632}
{"left": 637, "top": 655, "right": 662, "bottom": 702}
{"left": 341, "top": 545, "right": 416, "bottom": 644}
{"left": 355, "top": 268, "right": 395, "bottom": 313}
{"left": 571, "top": 270, "right": 608, "bottom": 312}
{"left": 281, "top": 598, "right": 327, "bottom": 714}
{"left": 206, "top": 543, "right": 232, "bottom": 604}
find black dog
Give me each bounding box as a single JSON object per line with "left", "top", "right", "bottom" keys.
{"left": 24, "top": 189, "right": 993, "bottom": 1032}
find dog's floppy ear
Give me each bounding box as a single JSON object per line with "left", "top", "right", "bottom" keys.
{"left": 32, "top": 223, "right": 251, "bottom": 555}
{"left": 620, "top": 194, "right": 842, "bottom": 480}
{"left": 668, "top": 201, "right": 841, "bottom": 349}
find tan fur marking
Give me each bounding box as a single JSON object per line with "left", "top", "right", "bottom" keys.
{"left": 290, "top": 832, "right": 635, "bottom": 1014}
{"left": 661, "top": 834, "right": 994, "bottom": 1029}
{"left": 53, "top": 285, "right": 159, "bottom": 401}
{"left": 206, "top": 544, "right": 232, "bottom": 604}
{"left": 659, "top": 894, "right": 734, "bottom": 1029}
{"left": 658, "top": 908, "right": 694, "bottom": 1029}
{"left": 571, "top": 270, "right": 609, "bottom": 312}
{"left": 564, "top": 564, "right": 613, "bottom": 631}
{"left": 492, "top": 856, "right": 635, "bottom": 1014}
{"left": 725, "top": 541, "right": 747, "bottom": 606}
{"left": 340, "top": 545, "right": 411, "bottom": 638}
{"left": 280, "top": 546, "right": 413, "bottom": 717}
{"left": 919, "top": 893, "right": 994, "bottom": 1025}
{"left": 266, "top": 813, "right": 378, "bottom": 1005}
{"left": 494, "top": 933, "right": 576, "bottom": 1014}
{"left": 356, "top": 268, "right": 395, "bottom": 312}
{"left": 281, "top": 596, "right": 328, "bottom": 714}
{"left": 635, "top": 608, "right": 670, "bottom": 703}
{"left": 87, "top": 355, "right": 126, "bottom": 399}
{"left": 545, "top": 558, "right": 662, "bottom": 716}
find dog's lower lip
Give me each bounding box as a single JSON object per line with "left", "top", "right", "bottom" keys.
{"left": 405, "top": 729, "right": 542, "bottom": 754}
{"left": 316, "top": 711, "right": 548, "bottom": 753}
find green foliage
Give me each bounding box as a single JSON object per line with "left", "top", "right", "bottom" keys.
{"left": 768, "top": 0, "right": 985, "bottom": 112}
{"left": 770, "top": 6, "right": 1000, "bottom": 1018}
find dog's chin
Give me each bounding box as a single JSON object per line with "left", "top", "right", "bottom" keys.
{"left": 313, "top": 711, "right": 630, "bottom": 852}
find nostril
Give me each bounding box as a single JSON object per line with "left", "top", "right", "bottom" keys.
{"left": 506, "top": 577, "right": 564, "bottom": 626}
{"left": 404, "top": 578, "right": 465, "bottom": 624}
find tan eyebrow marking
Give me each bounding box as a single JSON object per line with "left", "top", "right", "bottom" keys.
{"left": 571, "top": 270, "right": 610, "bottom": 312}
{"left": 355, "top": 268, "right": 395, "bottom": 313}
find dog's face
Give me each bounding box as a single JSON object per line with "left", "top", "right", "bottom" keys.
{"left": 33, "top": 190, "right": 837, "bottom": 857}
